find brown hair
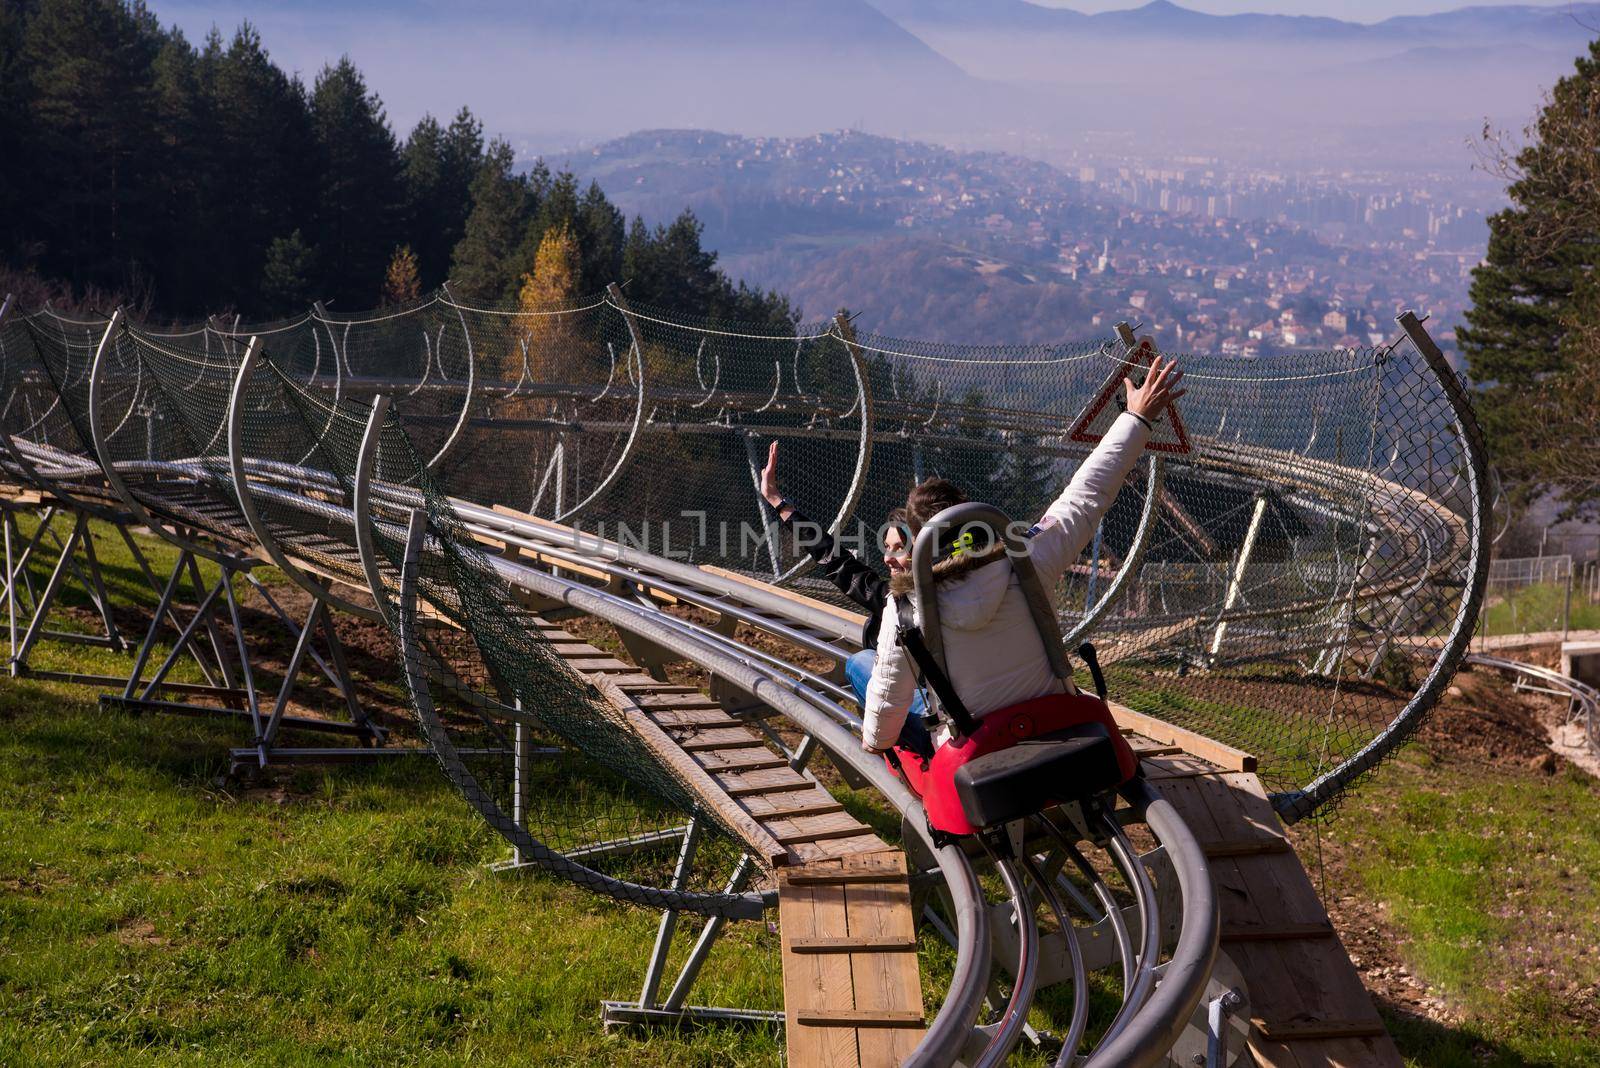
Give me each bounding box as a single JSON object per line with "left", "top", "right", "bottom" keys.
{"left": 905, "top": 477, "right": 968, "bottom": 536}
{"left": 881, "top": 507, "right": 910, "bottom": 551}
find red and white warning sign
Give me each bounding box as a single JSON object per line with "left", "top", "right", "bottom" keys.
{"left": 1068, "top": 336, "right": 1191, "bottom": 454}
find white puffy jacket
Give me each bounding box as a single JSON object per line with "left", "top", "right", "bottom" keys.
{"left": 862, "top": 411, "right": 1152, "bottom": 751}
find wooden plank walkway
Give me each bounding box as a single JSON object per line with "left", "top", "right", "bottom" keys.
{"left": 1145, "top": 756, "right": 1403, "bottom": 1067}
{"left": 778, "top": 852, "right": 926, "bottom": 1067}
{"left": 524, "top": 612, "right": 930, "bottom": 1065}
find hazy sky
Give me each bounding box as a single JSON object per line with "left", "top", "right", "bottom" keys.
{"left": 1043, "top": 0, "right": 1580, "bottom": 18}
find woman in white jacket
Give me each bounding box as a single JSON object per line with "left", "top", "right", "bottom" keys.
{"left": 861, "top": 356, "right": 1184, "bottom": 754}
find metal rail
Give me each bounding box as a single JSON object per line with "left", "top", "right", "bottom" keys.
{"left": 1467, "top": 652, "right": 1600, "bottom": 761}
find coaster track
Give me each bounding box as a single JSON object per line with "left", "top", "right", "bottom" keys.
{"left": 0, "top": 293, "right": 1489, "bottom": 1065}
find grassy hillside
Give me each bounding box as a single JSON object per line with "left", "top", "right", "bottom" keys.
{"left": 0, "top": 523, "right": 1595, "bottom": 1065}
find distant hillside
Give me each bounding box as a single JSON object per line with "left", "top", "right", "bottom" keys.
{"left": 728, "top": 236, "right": 1100, "bottom": 343}
{"left": 552, "top": 128, "right": 1079, "bottom": 254}
{"left": 872, "top": 0, "right": 1599, "bottom": 44}
{"left": 865, "top": 0, "right": 1597, "bottom": 135}
{"left": 156, "top": 0, "right": 1596, "bottom": 154}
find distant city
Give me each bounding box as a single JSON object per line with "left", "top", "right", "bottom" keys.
{"left": 556, "top": 129, "right": 1487, "bottom": 358}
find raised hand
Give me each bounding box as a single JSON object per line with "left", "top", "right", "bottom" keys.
{"left": 1123, "top": 354, "right": 1186, "bottom": 424}
{"left": 759, "top": 440, "right": 784, "bottom": 508}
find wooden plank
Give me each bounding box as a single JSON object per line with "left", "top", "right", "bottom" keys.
{"left": 599, "top": 673, "right": 681, "bottom": 689}
{"left": 648, "top": 709, "right": 743, "bottom": 728}
{"left": 1204, "top": 839, "right": 1294, "bottom": 858}
{"left": 788, "top": 935, "right": 918, "bottom": 954}
{"left": 782, "top": 868, "right": 905, "bottom": 887}
{"left": 766, "top": 810, "right": 877, "bottom": 844}
{"left": 1314, "top": 1036, "right": 1406, "bottom": 1067}
{"left": 791, "top": 835, "right": 893, "bottom": 862}
{"left": 612, "top": 681, "right": 702, "bottom": 694}
{"left": 563, "top": 657, "right": 638, "bottom": 672}
{"left": 634, "top": 693, "right": 727, "bottom": 710}
{"left": 1252, "top": 1019, "right": 1389, "bottom": 1042}
{"left": 591, "top": 677, "right": 789, "bottom": 868}
{"left": 795, "top": 1010, "right": 924, "bottom": 1028}
{"left": 845, "top": 856, "right": 925, "bottom": 1065}
{"left": 699, "top": 562, "right": 866, "bottom": 630}
{"left": 774, "top": 823, "right": 878, "bottom": 847}
{"left": 675, "top": 729, "right": 767, "bottom": 752}
{"left": 718, "top": 768, "right": 815, "bottom": 796}
{"left": 1221, "top": 922, "right": 1335, "bottom": 942}
{"left": 1156, "top": 765, "right": 1399, "bottom": 1066}
{"left": 1110, "top": 700, "right": 1258, "bottom": 772}
{"left": 693, "top": 748, "right": 790, "bottom": 773}
{"left": 779, "top": 871, "right": 859, "bottom": 1067}
{"left": 1127, "top": 742, "right": 1187, "bottom": 758}
{"left": 743, "top": 798, "right": 847, "bottom": 822}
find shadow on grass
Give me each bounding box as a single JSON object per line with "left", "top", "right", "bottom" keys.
{"left": 0, "top": 674, "right": 441, "bottom": 802}
{"left": 1381, "top": 996, "right": 1554, "bottom": 1068}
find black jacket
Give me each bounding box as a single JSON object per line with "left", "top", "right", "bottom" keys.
{"left": 781, "top": 507, "right": 887, "bottom": 647}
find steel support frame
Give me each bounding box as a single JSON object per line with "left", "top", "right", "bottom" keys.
{"left": 599, "top": 843, "right": 774, "bottom": 1034}
{"left": 3, "top": 503, "right": 126, "bottom": 673}
{"left": 100, "top": 537, "right": 381, "bottom": 768}
{"left": 77, "top": 313, "right": 382, "bottom": 767}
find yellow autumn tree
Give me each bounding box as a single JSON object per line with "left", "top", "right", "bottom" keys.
{"left": 515, "top": 223, "right": 580, "bottom": 380}
{"left": 381, "top": 244, "right": 421, "bottom": 307}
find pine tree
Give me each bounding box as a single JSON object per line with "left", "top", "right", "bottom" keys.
{"left": 149, "top": 28, "right": 219, "bottom": 313}
{"left": 577, "top": 180, "right": 625, "bottom": 293}
{"left": 449, "top": 139, "right": 530, "bottom": 303}
{"left": 621, "top": 216, "right": 655, "bottom": 293}
{"left": 261, "top": 229, "right": 317, "bottom": 313}
{"left": 382, "top": 244, "right": 421, "bottom": 307}
{"left": 309, "top": 57, "right": 404, "bottom": 308}
{"left": 22, "top": 0, "right": 164, "bottom": 289}
{"left": 436, "top": 107, "right": 485, "bottom": 284}
{"left": 1461, "top": 39, "right": 1600, "bottom": 515}
{"left": 0, "top": 0, "right": 33, "bottom": 265}
{"left": 402, "top": 113, "right": 444, "bottom": 271}
{"left": 403, "top": 107, "right": 484, "bottom": 292}
{"left": 205, "top": 24, "right": 316, "bottom": 311}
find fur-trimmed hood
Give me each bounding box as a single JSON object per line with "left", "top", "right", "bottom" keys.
{"left": 887, "top": 543, "right": 1015, "bottom": 633}
{"left": 886, "top": 543, "right": 1008, "bottom": 597}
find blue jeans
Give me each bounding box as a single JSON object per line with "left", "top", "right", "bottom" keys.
{"left": 846, "top": 648, "right": 934, "bottom": 759}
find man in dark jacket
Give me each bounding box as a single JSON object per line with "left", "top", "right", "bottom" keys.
{"left": 757, "top": 441, "right": 932, "bottom": 757}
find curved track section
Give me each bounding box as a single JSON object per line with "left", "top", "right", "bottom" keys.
{"left": 0, "top": 290, "right": 1493, "bottom": 1064}
{"left": 1468, "top": 653, "right": 1600, "bottom": 761}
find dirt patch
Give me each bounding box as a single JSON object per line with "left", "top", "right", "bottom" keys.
{"left": 1409, "top": 665, "right": 1562, "bottom": 771}
{"left": 1286, "top": 664, "right": 1600, "bottom": 1046}
{"left": 114, "top": 919, "right": 167, "bottom": 947}
{"left": 1466, "top": 642, "right": 1600, "bottom": 780}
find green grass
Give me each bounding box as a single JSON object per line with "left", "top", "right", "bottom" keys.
{"left": 0, "top": 685, "right": 790, "bottom": 1067}
{"left": 1323, "top": 749, "right": 1600, "bottom": 1067}
{"left": 5, "top": 519, "right": 1598, "bottom": 1064}
{"left": 1481, "top": 580, "right": 1600, "bottom": 637}
{"left": 0, "top": 518, "right": 791, "bottom": 1065}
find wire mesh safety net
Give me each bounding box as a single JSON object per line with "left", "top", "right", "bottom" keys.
{"left": 2, "top": 312, "right": 132, "bottom": 513}
{"left": 0, "top": 289, "right": 1485, "bottom": 831}
{"left": 252, "top": 343, "right": 759, "bottom": 915}
{"left": 354, "top": 293, "right": 1478, "bottom": 815}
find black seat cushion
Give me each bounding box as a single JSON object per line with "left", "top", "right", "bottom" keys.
{"left": 953, "top": 722, "right": 1123, "bottom": 831}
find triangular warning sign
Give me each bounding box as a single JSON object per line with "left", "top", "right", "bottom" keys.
{"left": 1069, "top": 336, "right": 1191, "bottom": 454}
